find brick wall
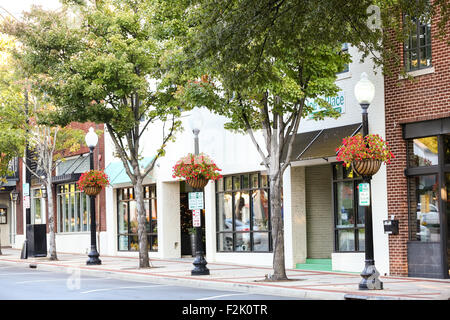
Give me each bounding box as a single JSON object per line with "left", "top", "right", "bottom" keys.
{"left": 384, "top": 11, "right": 450, "bottom": 276}
{"left": 45, "top": 121, "right": 107, "bottom": 233}
{"left": 67, "top": 122, "right": 107, "bottom": 232}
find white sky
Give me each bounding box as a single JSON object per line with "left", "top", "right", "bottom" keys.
{"left": 0, "top": 0, "right": 62, "bottom": 20}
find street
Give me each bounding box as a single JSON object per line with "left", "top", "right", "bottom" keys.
{"left": 0, "top": 263, "right": 300, "bottom": 300}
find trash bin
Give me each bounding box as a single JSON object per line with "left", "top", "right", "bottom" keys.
{"left": 26, "top": 224, "right": 47, "bottom": 257}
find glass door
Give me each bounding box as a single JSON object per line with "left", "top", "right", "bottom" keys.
{"left": 446, "top": 173, "right": 450, "bottom": 275}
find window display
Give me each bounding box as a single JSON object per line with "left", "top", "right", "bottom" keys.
{"left": 216, "top": 172, "right": 271, "bottom": 252}
{"left": 117, "top": 185, "right": 157, "bottom": 251}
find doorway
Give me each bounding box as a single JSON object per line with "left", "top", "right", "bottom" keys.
{"left": 180, "top": 182, "right": 206, "bottom": 256}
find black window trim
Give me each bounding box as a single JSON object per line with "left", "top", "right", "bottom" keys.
{"left": 215, "top": 171, "right": 272, "bottom": 253}
{"left": 332, "top": 163, "right": 366, "bottom": 253}
{"left": 403, "top": 13, "right": 432, "bottom": 72}
{"left": 116, "top": 184, "right": 158, "bottom": 252}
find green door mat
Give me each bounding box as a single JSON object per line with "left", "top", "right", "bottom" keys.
{"left": 295, "top": 259, "right": 359, "bottom": 273}
{"left": 295, "top": 259, "right": 332, "bottom": 271}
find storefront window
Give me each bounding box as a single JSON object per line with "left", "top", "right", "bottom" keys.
{"left": 408, "top": 175, "right": 440, "bottom": 242}
{"left": 117, "top": 185, "right": 157, "bottom": 251}
{"left": 333, "top": 164, "right": 365, "bottom": 252}
{"left": 57, "top": 183, "right": 90, "bottom": 232}
{"left": 0, "top": 208, "right": 6, "bottom": 224}
{"left": 31, "top": 188, "right": 45, "bottom": 225}
{"left": 407, "top": 136, "right": 439, "bottom": 167}
{"left": 216, "top": 172, "right": 271, "bottom": 252}
{"left": 444, "top": 134, "right": 450, "bottom": 164}
{"left": 446, "top": 174, "right": 450, "bottom": 271}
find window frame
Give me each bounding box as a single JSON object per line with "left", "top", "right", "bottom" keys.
{"left": 56, "top": 182, "right": 90, "bottom": 233}
{"left": 332, "top": 163, "right": 365, "bottom": 253}
{"left": 215, "top": 172, "right": 272, "bottom": 253}
{"left": 116, "top": 185, "right": 158, "bottom": 252}
{"left": 337, "top": 43, "right": 350, "bottom": 74}
{"left": 403, "top": 14, "right": 432, "bottom": 72}
{"left": 405, "top": 135, "right": 450, "bottom": 242}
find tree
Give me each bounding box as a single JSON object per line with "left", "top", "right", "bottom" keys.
{"left": 0, "top": 34, "right": 26, "bottom": 179}
{"left": 25, "top": 105, "right": 85, "bottom": 261}
{"left": 1, "top": 0, "right": 183, "bottom": 268}
{"left": 0, "top": 33, "right": 85, "bottom": 260}
{"left": 163, "top": 0, "right": 449, "bottom": 280}
{"left": 178, "top": 43, "right": 348, "bottom": 282}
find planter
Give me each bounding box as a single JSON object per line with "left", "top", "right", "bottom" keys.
{"left": 186, "top": 177, "right": 209, "bottom": 189}
{"left": 352, "top": 159, "right": 382, "bottom": 177}
{"left": 83, "top": 186, "right": 102, "bottom": 196}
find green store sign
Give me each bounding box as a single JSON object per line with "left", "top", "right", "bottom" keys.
{"left": 306, "top": 91, "right": 345, "bottom": 117}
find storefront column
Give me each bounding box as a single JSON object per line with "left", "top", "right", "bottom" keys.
{"left": 105, "top": 186, "right": 115, "bottom": 255}
{"left": 204, "top": 181, "right": 216, "bottom": 261}
{"left": 283, "top": 165, "right": 307, "bottom": 268}
{"left": 157, "top": 181, "right": 180, "bottom": 258}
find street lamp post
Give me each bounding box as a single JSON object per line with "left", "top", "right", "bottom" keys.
{"left": 85, "top": 127, "right": 102, "bottom": 265}
{"left": 354, "top": 73, "right": 382, "bottom": 290}
{"left": 10, "top": 190, "right": 19, "bottom": 248}
{"left": 188, "top": 108, "right": 210, "bottom": 276}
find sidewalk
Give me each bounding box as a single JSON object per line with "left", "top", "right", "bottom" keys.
{"left": 0, "top": 248, "right": 449, "bottom": 300}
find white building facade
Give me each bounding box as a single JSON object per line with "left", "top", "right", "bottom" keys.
{"left": 99, "top": 45, "right": 390, "bottom": 275}
{"left": 7, "top": 46, "right": 389, "bottom": 275}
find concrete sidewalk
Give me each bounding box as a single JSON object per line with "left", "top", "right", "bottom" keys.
{"left": 0, "top": 248, "right": 449, "bottom": 300}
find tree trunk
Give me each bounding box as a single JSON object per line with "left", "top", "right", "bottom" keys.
{"left": 268, "top": 121, "right": 288, "bottom": 280}
{"left": 269, "top": 172, "right": 287, "bottom": 280}
{"left": 135, "top": 177, "right": 150, "bottom": 268}
{"left": 46, "top": 180, "right": 57, "bottom": 260}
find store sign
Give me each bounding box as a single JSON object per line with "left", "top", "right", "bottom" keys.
{"left": 23, "top": 183, "right": 30, "bottom": 196}
{"left": 306, "top": 91, "right": 345, "bottom": 117}
{"left": 358, "top": 182, "right": 371, "bottom": 206}
{"left": 188, "top": 192, "right": 204, "bottom": 210}
{"left": 192, "top": 209, "right": 201, "bottom": 227}
{"left": 23, "top": 195, "right": 30, "bottom": 209}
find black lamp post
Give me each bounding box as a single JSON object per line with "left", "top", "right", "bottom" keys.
{"left": 85, "top": 127, "right": 101, "bottom": 265}
{"left": 188, "top": 108, "right": 209, "bottom": 276}
{"left": 354, "top": 72, "right": 382, "bottom": 290}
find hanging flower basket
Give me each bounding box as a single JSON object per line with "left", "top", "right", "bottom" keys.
{"left": 83, "top": 185, "right": 103, "bottom": 196}
{"left": 77, "top": 170, "right": 110, "bottom": 196}
{"left": 336, "top": 133, "right": 394, "bottom": 177}
{"left": 173, "top": 153, "right": 222, "bottom": 189}
{"left": 351, "top": 159, "right": 382, "bottom": 177}
{"left": 186, "top": 177, "right": 209, "bottom": 189}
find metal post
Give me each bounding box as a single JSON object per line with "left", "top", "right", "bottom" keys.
{"left": 359, "top": 103, "right": 382, "bottom": 290}
{"left": 191, "top": 129, "right": 209, "bottom": 276}
{"left": 86, "top": 146, "right": 101, "bottom": 265}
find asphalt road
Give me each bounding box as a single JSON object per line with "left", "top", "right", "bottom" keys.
{"left": 0, "top": 263, "right": 300, "bottom": 300}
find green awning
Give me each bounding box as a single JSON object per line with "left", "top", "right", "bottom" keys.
{"left": 105, "top": 157, "right": 154, "bottom": 186}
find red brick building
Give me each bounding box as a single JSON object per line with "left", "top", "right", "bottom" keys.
{"left": 384, "top": 9, "right": 450, "bottom": 278}
{"left": 8, "top": 122, "right": 106, "bottom": 254}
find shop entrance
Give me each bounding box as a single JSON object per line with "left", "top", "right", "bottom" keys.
{"left": 179, "top": 182, "right": 206, "bottom": 256}
{"left": 404, "top": 126, "right": 450, "bottom": 279}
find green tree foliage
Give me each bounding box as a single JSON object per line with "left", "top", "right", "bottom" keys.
{"left": 1, "top": 0, "right": 183, "bottom": 268}
{"left": 0, "top": 35, "right": 26, "bottom": 180}
{"left": 0, "top": 33, "right": 86, "bottom": 259}
{"left": 163, "top": 0, "right": 449, "bottom": 280}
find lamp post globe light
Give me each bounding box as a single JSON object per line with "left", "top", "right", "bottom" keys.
{"left": 188, "top": 107, "right": 209, "bottom": 276}
{"left": 85, "top": 127, "right": 101, "bottom": 265}
{"left": 354, "top": 73, "right": 382, "bottom": 290}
